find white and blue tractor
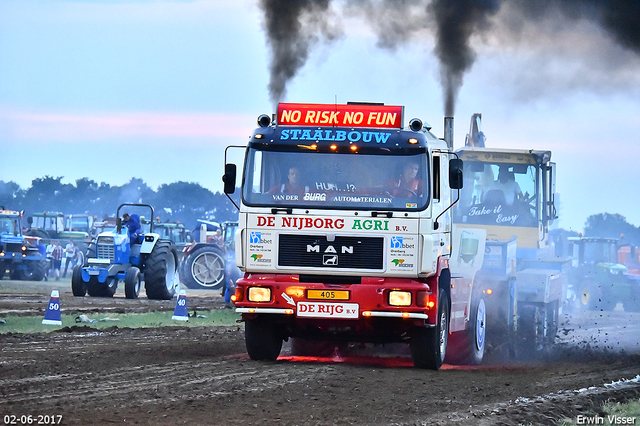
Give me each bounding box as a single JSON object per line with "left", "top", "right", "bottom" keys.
{"left": 71, "top": 203, "right": 179, "bottom": 300}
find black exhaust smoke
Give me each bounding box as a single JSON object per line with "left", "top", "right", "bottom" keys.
{"left": 428, "top": 0, "right": 500, "bottom": 116}
{"left": 259, "top": 0, "right": 640, "bottom": 114}
{"left": 258, "top": 0, "right": 341, "bottom": 107}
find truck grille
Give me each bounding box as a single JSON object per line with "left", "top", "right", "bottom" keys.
{"left": 96, "top": 243, "right": 115, "bottom": 261}
{"left": 278, "top": 234, "right": 384, "bottom": 270}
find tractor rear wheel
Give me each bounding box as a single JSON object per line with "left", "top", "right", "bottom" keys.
{"left": 179, "top": 245, "right": 225, "bottom": 290}
{"left": 71, "top": 265, "right": 87, "bottom": 297}
{"left": 145, "top": 240, "right": 178, "bottom": 300}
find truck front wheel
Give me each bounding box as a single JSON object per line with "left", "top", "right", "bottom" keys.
{"left": 411, "top": 291, "right": 450, "bottom": 370}
{"left": 245, "top": 319, "right": 283, "bottom": 361}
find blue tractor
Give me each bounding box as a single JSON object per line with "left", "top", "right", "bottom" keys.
{"left": 0, "top": 209, "right": 48, "bottom": 281}
{"left": 71, "top": 203, "right": 179, "bottom": 300}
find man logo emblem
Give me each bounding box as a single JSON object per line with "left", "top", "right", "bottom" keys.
{"left": 323, "top": 254, "right": 338, "bottom": 266}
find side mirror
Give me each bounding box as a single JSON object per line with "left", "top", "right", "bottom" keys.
{"left": 27, "top": 216, "right": 33, "bottom": 226}
{"left": 223, "top": 163, "right": 237, "bottom": 194}
{"left": 449, "top": 158, "right": 464, "bottom": 189}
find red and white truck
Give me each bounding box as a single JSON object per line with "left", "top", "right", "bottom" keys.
{"left": 222, "top": 102, "right": 487, "bottom": 369}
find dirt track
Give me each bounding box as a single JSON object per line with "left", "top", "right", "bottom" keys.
{"left": 1, "top": 280, "right": 640, "bottom": 425}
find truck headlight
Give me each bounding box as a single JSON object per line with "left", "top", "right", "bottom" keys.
{"left": 247, "top": 287, "right": 271, "bottom": 302}
{"left": 389, "top": 290, "right": 412, "bottom": 307}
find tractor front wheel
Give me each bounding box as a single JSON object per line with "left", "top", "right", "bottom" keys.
{"left": 124, "top": 267, "right": 141, "bottom": 299}
{"left": 71, "top": 265, "right": 87, "bottom": 297}
{"left": 87, "top": 277, "right": 117, "bottom": 297}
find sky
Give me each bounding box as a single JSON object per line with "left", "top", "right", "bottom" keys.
{"left": 1, "top": 0, "right": 640, "bottom": 232}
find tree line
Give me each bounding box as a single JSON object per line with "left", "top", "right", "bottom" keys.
{"left": 0, "top": 176, "right": 240, "bottom": 232}
{"left": 2, "top": 176, "right": 639, "bottom": 247}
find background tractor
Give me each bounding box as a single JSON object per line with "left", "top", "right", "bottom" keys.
{"left": 26, "top": 211, "right": 91, "bottom": 252}
{"left": 72, "top": 203, "right": 179, "bottom": 300}
{"left": 0, "top": 209, "right": 48, "bottom": 281}
{"left": 568, "top": 236, "right": 640, "bottom": 312}
{"left": 178, "top": 220, "right": 239, "bottom": 294}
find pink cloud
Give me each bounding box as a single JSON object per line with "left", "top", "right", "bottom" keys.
{"left": 0, "top": 108, "right": 256, "bottom": 141}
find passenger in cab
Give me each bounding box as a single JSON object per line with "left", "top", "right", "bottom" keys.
{"left": 387, "top": 160, "right": 423, "bottom": 197}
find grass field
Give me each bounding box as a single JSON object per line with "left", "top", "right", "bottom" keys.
{"left": 0, "top": 309, "right": 241, "bottom": 334}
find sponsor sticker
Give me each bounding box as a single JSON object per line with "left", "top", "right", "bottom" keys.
{"left": 297, "top": 302, "right": 359, "bottom": 319}
{"left": 390, "top": 236, "right": 403, "bottom": 249}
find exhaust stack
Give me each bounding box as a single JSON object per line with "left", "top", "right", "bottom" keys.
{"left": 444, "top": 116, "right": 454, "bottom": 149}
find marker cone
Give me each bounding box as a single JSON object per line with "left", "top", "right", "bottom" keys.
{"left": 172, "top": 290, "right": 189, "bottom": 321}
{"left": 42, "top": 290, "right": 62, "bottom": 325}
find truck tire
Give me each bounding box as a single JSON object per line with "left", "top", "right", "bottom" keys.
{"left": 245, "top": 319, "right": 283, "bottom": 361}
{"left": 410, "top": 291, "right": 450, "bottom": 370}
{"left": 446, "top": 296, "right": 486, "bottom": 365}
{"left": 87, "top": 277, "right": 117, "bottom": 297}
{"left": 516, "top": 304, "right": 546, "bottom": 360}
{"left": 180, "top": 245, "right": 225, "bottom": 290}
{"left": 145, "top": 240, "right": 178, "bottom": 300}
{"left": 71, "top": 265, "right": 87, "bottom": 297}
{"left": 124, "top": 266, "right": 141, "bottom": 299}
{"left": 290, "top": 338, "right": 336, "bottom": 357}
{"left": 545, "top": 300, "right": 559, "bottom": 346}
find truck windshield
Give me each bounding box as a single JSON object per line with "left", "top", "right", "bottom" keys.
{"left": 242, "top": 148, "right": 429, "bottom": 211}
{"left": 454, "top": 161, "right": 538, "bottom": 227}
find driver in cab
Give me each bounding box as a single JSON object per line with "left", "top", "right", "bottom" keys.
{"left": 268, "top": 167, "right": 309, "bottom": 195}
{"left": 387, "top": 160, "right": 423, "bottom": 197}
